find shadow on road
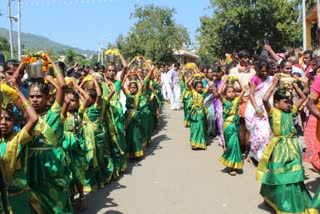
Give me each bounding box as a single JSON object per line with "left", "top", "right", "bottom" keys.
{"left": 124, "top": 111, "right": 171, "bottom": 175}
{"left": 75, "top": 179, "right": 126, "bottom": 214}
{"left": 257, "top": 201, "right": 276, "bottom": 214}
{"left": 306, "top": 176, "right": 320, "bottom": 194}
{"left": 75, "top": 108, "right": 170, "bottom": 214}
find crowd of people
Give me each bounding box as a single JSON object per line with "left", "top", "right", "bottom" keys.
{"left": 0, "top": 50, "right": 163, "bottom": 213}
{"left": 0, "top": 44, "right": 320, "bottom": 214}
{"left": 160, "top": 46, "right": 320, "bottom": 213}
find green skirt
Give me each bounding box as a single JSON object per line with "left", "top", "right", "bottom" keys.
{"left": 125, "top": 110, "right": 144, "bottom": 158}
{"left": 183, "top": 94, "right": 192, "bottom": 127}
{"left": 190, "top": 107, "right": 207, "bottom": 150}
{"left": 27, "top": 147, "right": 73, "bottom": 214}
{"left": 260, "top": 137, "right": 318, "bottom": 213}
{"left": 84, "top": 123, "right": 114, "bottom": 192}
{"left": 219, "top": 122, "right": 243, "bottom": 169}
{"left": 63, "top": 132, "right": 88, "bottom": 194}
{"left": 109, "top": 103, "right": 127, "bottom": 177}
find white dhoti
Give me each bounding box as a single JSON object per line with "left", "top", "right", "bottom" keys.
{"left": 170, "top": 84, "right": 181, "bottom": 110}
{"left": 162, "top": 83, "right": 172, "bottom": 101}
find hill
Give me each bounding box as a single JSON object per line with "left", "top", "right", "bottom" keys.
{"left": 0, "top": 28, "right": 94, "bottom": 55}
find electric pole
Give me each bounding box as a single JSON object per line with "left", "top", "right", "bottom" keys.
{"left": 302, "top": 0, "right": 307, "bottom": 50}
{"left": 8, "top": 0, "right": 14, "bottom": 58}
{"left": 17, "top": 0, "right": 21, "bottom": 61}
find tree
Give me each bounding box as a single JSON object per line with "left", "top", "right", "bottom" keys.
{"left": 0, "top": 35, "right": 10, "bottom": 60}
{"left": 197, "top": 0, "right": 302, "bottom": 62}
{"left": 115, "top": 4, "right": 190, "bottom": 65}
{"left": 65, "top": 48, "right": 77, "bottom": 66}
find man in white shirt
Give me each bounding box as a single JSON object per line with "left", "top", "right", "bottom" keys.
{"left": 160, "top": 66, "right": 172, "bottom": 102}
{"left": 168, "top": 64, "right": 181, "bottom": 110}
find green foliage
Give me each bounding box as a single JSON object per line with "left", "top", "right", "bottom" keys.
{"left": 65, "top": 48, "right": 77, "bottom": 66}
{"left": 115, "top": 4, "right": 190, "bottom": 65}
{"left": 0, "top": 35, "right": 10, "bottom": 60}
{"left": 197, "top": 0, "right": 302, "bottom": 62}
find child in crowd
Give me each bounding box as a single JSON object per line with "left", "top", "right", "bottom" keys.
{"left": 187, "top": 73, "right": 210, "bottom": 150}
{"left": 257, "top": 73, "right": 319, "bottom": 213}
{"left": 218, "top": 76, "right": 245, "bottom": 176}
{"left": 122, "top": 73, "right": 145, "bottom": 158}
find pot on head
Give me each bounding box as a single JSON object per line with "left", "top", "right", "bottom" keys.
{"left": 136, "top": 59, "right": 143, "bottom": 68}
{"left": 106, "top": 54, "right": 116, "bottom": 64}
{"left": 26, "top": 60, "right": 44, "bottom": 80}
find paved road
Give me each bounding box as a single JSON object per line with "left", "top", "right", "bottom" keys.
{"left": 78, "top": 104, "right": 319, "bottom": 214}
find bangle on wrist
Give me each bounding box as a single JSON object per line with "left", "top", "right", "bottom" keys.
{"left": 22, "top": 101, "right": 31, "bottom": 110}
{"left": 54, "top": 69, "right": 62, "bottom": 76}
{"left": 255, "top": 107, "right": 263, "bottom": 113}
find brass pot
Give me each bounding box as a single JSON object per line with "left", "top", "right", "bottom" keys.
{"left": 26, "top": 60, "right": 44, "bottom": 79}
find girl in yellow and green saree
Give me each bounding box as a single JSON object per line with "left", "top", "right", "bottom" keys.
{"left": 73, "top": 76, "right": 114, "bottom": 192}
{"left": 217, "top": 76, "right": 245, "bottom": 175}
{"left": 186, "top": 73, "right": 210, "bottom": 150}
{"left": 27, "top": 55, "right": 73, "bottom": 213}
{"left": 257, "top": 73, "right": 319, "bottom": 213}
{"left": 181, "top": 68, "right": 193, "bottom": 128}
{"left": 103, "top": 50, "right": 128, "bottom": 177}
{"left": 0, "top": 83, "right": 39, "bottom": 213}
{"left": 136, "top": 59, "right": 155, "bottom": 147}
{"left": 61, "top": 89, "right": 88, "bottom": 210}
{"left": 122, "top": 73, "right": 144, "bottom": 158}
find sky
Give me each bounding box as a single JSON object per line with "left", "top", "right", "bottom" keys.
{"left": 0, "top": 0, "right": 212, "bottom": 51}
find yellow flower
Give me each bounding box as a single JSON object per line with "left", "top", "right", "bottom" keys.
{"left": 105, "top": 48, "right": 119, "bottom": 56}
{"left": 185, "top": 63, "right": 196, "bottom": 71}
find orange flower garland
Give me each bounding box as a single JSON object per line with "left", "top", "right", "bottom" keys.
{"left": 22, "top": 52, "right": 52, "bottom": 73}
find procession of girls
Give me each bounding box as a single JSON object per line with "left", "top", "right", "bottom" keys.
{"left": 0, "top": 51, "right": 163, "bottom": 213}
{"left": 180, "top": 48, "right": 320, "bottom": 213}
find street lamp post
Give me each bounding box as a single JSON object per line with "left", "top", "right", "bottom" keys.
{"left": 17, "top": 0, "right": 21, "bottom": 61}
{"left": 7, "top": 0, "right": 14, "bottom": 58}
{"left": 302, "top": 0, "right": 307, "bottom": 50}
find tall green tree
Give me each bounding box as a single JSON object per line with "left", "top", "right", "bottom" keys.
{"left": 0, "top": 35, "right": 10, "bottom": 60}
{"left": 65, "top": 48, "right": 77, "bottom": 66}
{"left": 197, "top": 0, "right": 302, "bottom": 62}
{"left": 115, "top": 4, "right": 190, "bottom": 65}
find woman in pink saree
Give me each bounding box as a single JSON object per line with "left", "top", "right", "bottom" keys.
{"left": 244, "top": 61, "right": 273, "bottom": 162}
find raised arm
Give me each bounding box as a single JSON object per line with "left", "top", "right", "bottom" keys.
{"left": 127, "top": 56, "right": 136, "bottom": 69}
{"left": 118, "top": 50, "right": 128, "bottom": 82}
{"left": 217, "top": 79, "right": 227, "bottom": 101}
{"left": 46, "top": 52, "right": 66, "bottom": 106}
{"left": 93, "top": 76, "right": 102, "bottom": 105}
{"left": 264, "top": 45, "right": 281, "bottom": 63}
{"left": 61, "top": 94, "right": 70, "bottom": 118}
{"left": 145, "top": 66, "right": 154, "bottom": 81}
{"left": 236, "top": 79, "right": 246, "bottom": 100}
{"left": 186, "top": 75, "right": 195, "bottom": 91}
{"left": 13, "top": 85, "right": 38, "bottom": 135}
{"left": 137, "top": 73, "right": 145, "bottom": 91}
{"left": 105, "top": 79, "right": 116, "bottom": 103}
{"left": 263, "top": 73, "right": 279, "bottom": 113}
{"left": 72, "top": 79, "right": 90, "bottom": 101}
{"left": 292, "top": 81, "right": 306, "bottom": 109}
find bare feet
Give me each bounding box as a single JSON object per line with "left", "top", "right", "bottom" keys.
{"left": 229, "top": 170, "right": 237, "bottom": 176}
{"left": 247, "top": 156, "right": 253, "bottom": 165}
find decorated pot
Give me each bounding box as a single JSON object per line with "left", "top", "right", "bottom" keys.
{"left": 26, "top": 60, "right": 45, "bottom": 79}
